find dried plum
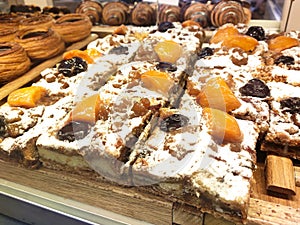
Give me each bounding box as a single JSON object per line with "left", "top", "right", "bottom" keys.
{"left": 245, "top": 26, "right": 265, "bottom": 41}
{"left": 280, "top": 97, "right": 300, "bottom": 114}
{"left": 58, "top": 57, "right": 88, "bottom": 77}
{"left": 197, "top": 47, "right": 214, "bottom": 59}
{"left": 156, "top": 62, "right": 177, "bottom": 72}
{"left": 0, "top": 115, "right": 7, "bottom": 136}
{"left": 57, "top": 121, "right": 91, "bottom": 142}
{"left": 159, "top": 114, "right": 189, "bottom": 132}
{"left": 108, "top": 46, "right": 129, "bottom": 55}
{"left": 274, "top": 56, "right": 295, "bottom": 65}
{"left": 158, "top": 22, "right": 175, "bottom": 32}
{"left": 239, "top": 79, "right": 270, "bottom": 98}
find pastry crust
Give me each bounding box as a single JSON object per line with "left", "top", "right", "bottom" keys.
{"left": 19, "top": 14, "right": 53, "bottom": 31}
{"left": 101, "top": 2, "right": 130, "bottom": 26}
{"left": 0, "top": 42, "right": 31, "bottom": 83}
{"left": 0, "top": 27, "right": 18, "bottom": 42}
{"left": 15, "top": 28, "right": 65, "bottom": 60}
{"left": 52, "top": 13, "right": 92, "bottom": 43}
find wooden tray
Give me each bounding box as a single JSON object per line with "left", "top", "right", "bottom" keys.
{"left": 0, "top": 160, "right": 298, "bottom": 225}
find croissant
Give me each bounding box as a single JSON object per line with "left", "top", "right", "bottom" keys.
{"left": 75, "top": 0, "right": 103, "bottom": 25}
{"left": 241, "top": 0, "right": 252, "bottom": 24}
{"left": 0, "top": 42, "right": 31, "bottom": 83}
{"left": 182, "top": 2, "right": 210, "bottom": 28}
{"left": 52, "top": 13, "right": 92, "bottom": 43}
{"left": 210, "top": 0, "right": 245, "bottom": 27}
{"left": 158, "top": 4, "right": 180, "bottom": 23}
{"left": 131, "top": 2, "right": 156, "bottom": 26}
{"left": 15, "top": 28, "right": 65, "bottom": 60}
{"left": 19, "top": 14, "right": 53, "bottom": 31}
{"left": 102, "top": 2, "right": 130, "bottom": 26}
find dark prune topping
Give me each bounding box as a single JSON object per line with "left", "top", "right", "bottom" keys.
{"left": 0, "top": 115, "right": 7, "bottom": 136}
{"left": 57, "top": 121, "right": 91, "bottom": 142}
{"left": 245, "top": 26, "right": 265, "bottom": 41}
{"left": 274, "top": 55, "right": 295, "bottom": 65}
{"left": 198, "top": 47, "right": 214, "bottom": 59}
{"left": 158, "top": 22, "right": 175, "bottom": 33}
{"left": 239, "top": 78, "right": 270, "bottom": 98}
{"left": 108, "top": 46, "right": 129, "bottom": 55}
{"left": 159, "top": 114, "right": 189, "bottom": 132}
{"left": 280, "top": 97, "right": 300, "bottom": 114}
{"left": 156, "top": 62, "right": 177, "bottom": 72}
{"left": 58, "top": 57, "right": 88, "bottom": 77}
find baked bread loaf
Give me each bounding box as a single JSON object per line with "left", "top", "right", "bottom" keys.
{"left": 52, "top": 13, "right": 92, "bottom": 43}
{"left": 15, "top": 28, "right": 65, "bottom": 60}
{"left": 0, "top": 42, "right": 31, "bottom": 83}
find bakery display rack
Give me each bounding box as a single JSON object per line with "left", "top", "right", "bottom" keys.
{"left": 0, "top": 20, "right": 299, "bottom": 225}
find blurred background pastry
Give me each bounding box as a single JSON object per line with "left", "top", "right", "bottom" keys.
{"left": 19, "top": 14, "right": 53, "bottom": 32}
{"left": 0, "top": 42, "right": 31, "bottom": 83}
{"left": 181, "top": 2, "right": 210, "bottom": 28}
{"left": 131, "top": 2, "right": 156, "bottom": 26}
{"left": 101, "top": 2, "right": 130, "bottom": 26}
{"left": 210, "top": 0, "right": 246, "bottom": 27}
{"left": 158, "top": 4, "right": 180, "bottom": 23}
{"left": 75, "top": 0, "right": 103, "bottom": 25}
{"left": 52, "top": 13, "right": 92, "bottom": 43}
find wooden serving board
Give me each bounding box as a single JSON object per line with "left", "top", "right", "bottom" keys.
{"left": 0, "top": 160, "right": 298, "bottom": 225}
{"left": 0, "top": 34, "right": 98, "bottom": 102}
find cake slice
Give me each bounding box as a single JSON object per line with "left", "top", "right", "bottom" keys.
{"left": 36, "top": 60, "right": 188, "bottom": 184}
{"left": 127, "top": 92, "right": 259, "bottom": 222}
{"left": 261, "top": 82, "right": 300, "bottom": 159}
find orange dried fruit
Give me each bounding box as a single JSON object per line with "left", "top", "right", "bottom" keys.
{"left": 141, "top": 70, "right": 174, "bottom": 96}
{"left": 63, "top": 49, "right": 94, "bottom": 64}
{"left": 203, "top": 107, "right": 243, "bottom": 143}
{"left": 84, "top": 48, "right": 102, "bottom": 59}
{"left": 70, "top": 94, "right": 101, "bottom": 124}
{"left": 210, "top": 25, "right": 239, "bottom": 44}
{"left": 154, "top": 40, "right": 183, "bottom": 64}
{"left": 113, "top": 24, "right": 128, "bottom": 35}
{"left": 7, "top": 86, "right": 47, "bottom": 108}
{"left": 196, "top": 77, "right": 241, "bottom": 112}
{"left": 182, "top": 20, "right": 202, "bottom": 29}
{"left": 222, "top": 35, "right": 258, "bottom": 52}
{"left": 268, "top": 36, "right": 299, "bottom": 52}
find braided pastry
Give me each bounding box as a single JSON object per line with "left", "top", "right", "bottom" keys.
{"left": 102, "top": 2, "right": 130, "bottom": 26}
{"left": 19, "top": 14, "right": 53, "bottom": 31}
{"left": 210, "top": 0, "right": 245, "bottom": 27}
{"left": 131, "top": 2, "right": 156, "bottom": 26}
{"left": 52, "top": 13, "right": 92, "bottom": 43}
{"left": 15, "top": 28, "right": 65, "bottom": 60}
{"left": 0, "top": 42, "right": 31, "bottom": 83}
{"left": 158, "top": 4, "right": 180, "bottom": 23}
{"left": 75, "top": 0, "right": 103, "bottom": 25}
{"left": 182, "top": 2, "right": 209, "bottom": 28}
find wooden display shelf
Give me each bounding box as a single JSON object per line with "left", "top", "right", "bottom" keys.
{"left": 0, "top": 160, "right": 298, "bottom": 225}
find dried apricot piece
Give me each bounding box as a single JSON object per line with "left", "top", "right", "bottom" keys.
{"left": 210, "top": 25, "right": 239, "bottom": 44}
{"left": 63, "top": 49, "right": 94, "bottom": 64}
{"left": 222, "top": 35, "right": 258, "bottom": 52}
{"left": 203, "top": 107, "right": 243, "bottom": 143}
{"left": 7, "top": 86, "right": 47, "bottom": 108}
{"left": 141, "top": 70, "right": 174, "bottom": 96}
{"left": 196, "top": 77, "right": 241, "bottom": 112}
{"left": 84, "top": 48, "right": 102, "bottom": 59}
{"left": 268, "top": 36, "right": 299, "bottom": 52}
{"left": 70, "top": 94, "right": 101, "bottom": 124}
{"left": 182, "top": 20, "right": 202, "bottom": 29}
{"left": 113, "top": 24, "right": 128, "bottom": 35}
{"left": 154, "top": 40, "right": 183, "bottom": 64}
{"left": 134, "top": 32, "right": 149, "bottom": 41}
